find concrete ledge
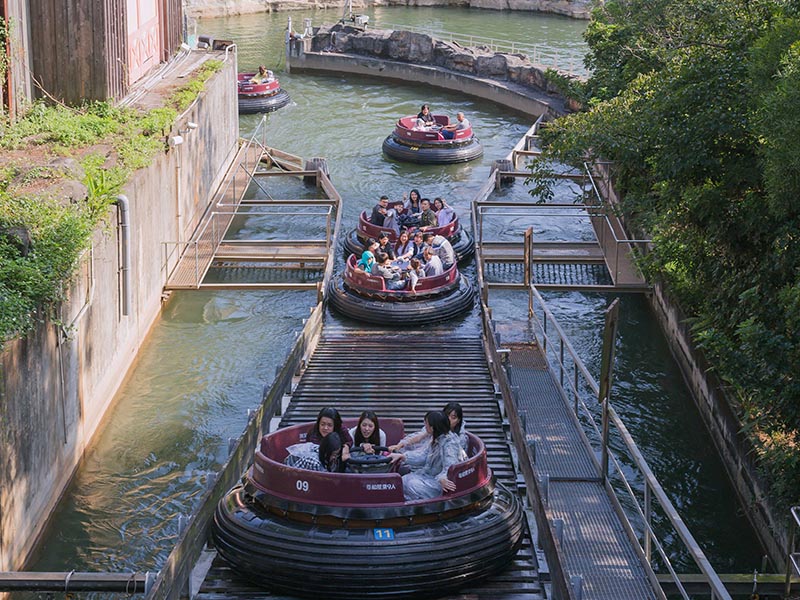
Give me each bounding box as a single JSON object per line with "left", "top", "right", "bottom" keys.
{"left": 289, "top": 50, "right": 567, "bottom": 118}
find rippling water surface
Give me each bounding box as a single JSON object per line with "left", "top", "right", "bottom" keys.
{"left": 30, "top": 7, "right": 763, "bottom": 583}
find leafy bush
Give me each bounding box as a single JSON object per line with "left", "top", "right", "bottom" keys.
{"left": 535, "top": 0, "right": 800, "bottom": 509}
{"left": 0, "top": 60, "right": 225, "bottom": 346}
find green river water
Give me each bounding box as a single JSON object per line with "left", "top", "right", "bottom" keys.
{"left": 28, "top": 6, "right": 765, "bottom": 589}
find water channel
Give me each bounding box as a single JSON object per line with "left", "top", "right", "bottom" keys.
{"left": 29, "top": 6, "right": 763, "bottom": 589}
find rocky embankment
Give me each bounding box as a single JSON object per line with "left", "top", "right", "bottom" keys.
{"left": 311, "top": 24, "right": 580, "bottom": 102}
{"left": 185, "top": 0, "right": 589, "bottom": 19}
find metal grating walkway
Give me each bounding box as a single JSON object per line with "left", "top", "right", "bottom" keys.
{"left": 485, "top": 262, "right": 613, "bottom": 289}
{"left": 507, "top": 343, "right": 659, "bottom": 599}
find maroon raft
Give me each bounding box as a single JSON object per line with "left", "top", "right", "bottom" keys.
{"left": 237, "top": 72, "right": 291, "bottom": 114}
{"left": 327, "top": 255, "right": 475, "bottom": 325}
{"left": 212, "top": 418, "right": 524, "bottom": 599}
{"left": 382, "top": 115, "right": 483, "bottom": 164}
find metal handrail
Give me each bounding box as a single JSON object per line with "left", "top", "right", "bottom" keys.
{"left": 374, "top": 21, "right": 585, "bottom": 76}
{"left": 787, "top": 506, "right": 800, "bottom": 596}
{"left": 524, "top": 283, "right": 732, "bottom": 600}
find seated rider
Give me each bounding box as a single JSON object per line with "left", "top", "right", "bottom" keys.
{"left": 433, "top": 197, "right": 456, "bottom": 225}
{"left": 423, "top": 232, "right": 456, "bottom": 270}
{"left": 357, "top": 238, "right": 379, "bottom": 273}
{"left": 348, "top": 410, "right": 387, "bottom": 454}
{"left": 371, "top": 196, "right": 390, "bottom": 227}
{"left": 422, "top": 247, "right": 444, "bottom": 277}
{"left": 376, "top": 233, "right": 396, "bottom": 260}
{"left": 407, "top": 258, "right": 426, "bottom": 293}
{"left": 415, "top": 103, "right": 436, "bottom": 129}
{"left": 284, "top": 432, "right": 346, "bottom": 472}
{"left": 418, "top": 199, "right": 438, "bottom": 230}
{"left": 373, "top": 252, "right": 406, "bottom": 290}
{"left": 250, "top": 65, "right": 272, "bottom": 84}
{"left": 389, "top": 411, "right": 462, "bottom": 501}
{"left": 441, "top": 112, "right": 470, "bottom": 140}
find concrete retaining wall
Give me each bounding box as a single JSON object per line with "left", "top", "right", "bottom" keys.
{"left": 0, "top": 53, "right": 240, "bottom": 571}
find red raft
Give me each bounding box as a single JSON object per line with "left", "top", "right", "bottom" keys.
{"left": 212, "top": 418, "right": 524, "bottom": 599}
{"left": 237, "top": 72, "right": 291, "bottom": 114}
{"left": 343, "top": 208, "right": 475, "bottom": 264}
{"left": 382, "top": 115, "right": 483, "bottom": 164}
{"left": 328, "top": 254, "right": 475, "bottom": 325}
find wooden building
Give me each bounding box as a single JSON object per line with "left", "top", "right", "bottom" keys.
{"left": 1, "top": 0, "right": 182, "bottom": 117}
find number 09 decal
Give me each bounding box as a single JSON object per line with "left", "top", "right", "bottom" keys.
{"left": 296, "top": 480, "right": 309, "bottom": 492}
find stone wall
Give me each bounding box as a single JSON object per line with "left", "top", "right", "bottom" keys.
{"left": 184, "top": 0, "right": 590, "bottom": 19}
{"left": 313, "top": 24, "right": 576, "bottom": 89}
{"left": 287, "top": 25, "right": 575, "bottom": 116}
{"left": 0, "top": 53, "right": 240, "bottom": 571}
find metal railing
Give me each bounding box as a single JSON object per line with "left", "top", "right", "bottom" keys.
{"left": 374, "top": 21, "right": 586, "bottom": 76}
{"left": 144, "top": 302, "right": 326, "bottom": 600}
{"left": 162, "top": 119, "right": 267, "bottom": 286}
{"left": 522, "top": 283, "right": 732, "bottom": 600}
{"left": 787, "top": 506, "right": 800, "bottom": 596}
{"left": 582, "top": 162, "right": 650, "bottom": 285}
{"left": 475, "top": 200, "right": 648, "bottom": 286}
{"left": 470, "top": 203, "right": 576, "bottom": 600}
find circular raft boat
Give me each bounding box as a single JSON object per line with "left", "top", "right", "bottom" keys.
{"left": 212, "top": 418, "right": 524, "bottom": 599}
{"left": 328, "top": 255, "right": 475, "bottom": 325}
{"left": 237, "top": 72, "right": 291, "bottom": 114}
{"left": 343, "top": 210, "right": 475, "bottom": 264}
{"left": 382, "top": 115, "right": 483, "bottom": 164}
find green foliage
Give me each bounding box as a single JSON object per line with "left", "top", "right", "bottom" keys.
{"left": 0, "top": 195, "right": 94, "bottom": 341}
{"left": 0, "top": 17, "right": 9, "bottom": 87}
{"left": 542, "top": 69, "right": 587, "bottom": 104}
{"left": 0, "top": 60, "right": 224, "bottom": 347}
{"left": 167, "top": 59, "right": 223, "bottom": 111}
{"left": 538, "top": 0, "right": 800, "bottom": 508}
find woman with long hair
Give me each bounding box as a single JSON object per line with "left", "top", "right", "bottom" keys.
{"left": 395, "top": 229, "right": 415, "bottom": 260}
{"left": 404, "top": 188, "right": 423, "bottom": 215}
{"left": 442, "top": 401, "right": 468, "bottom": 451}
{"left": 391, "top": 411, "right": 463, "bottom": 500}
{"left": 348, "top": 410, "right": 387, "bottom": 453}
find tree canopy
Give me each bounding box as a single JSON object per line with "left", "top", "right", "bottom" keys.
{"left": 541, "top": 0, "right": 800, "bottom": 506}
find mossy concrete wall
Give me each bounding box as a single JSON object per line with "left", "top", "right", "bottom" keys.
{"left": 0, "top": 52, "right": 239, "bottom": 571}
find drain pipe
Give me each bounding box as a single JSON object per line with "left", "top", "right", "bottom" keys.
{"left": 114, "top": 195, "right": 131, "bottom": 316}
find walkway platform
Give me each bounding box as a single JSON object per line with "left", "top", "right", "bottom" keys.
{"left": 163, "top": 129, "right": 340, "bottom": 293}
{"left": 507, "top": 343, "right": 658, "bottom": 599}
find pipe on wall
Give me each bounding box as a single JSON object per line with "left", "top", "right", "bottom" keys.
{"left": 114, "top": 195, "right": 131, "bottom": 316}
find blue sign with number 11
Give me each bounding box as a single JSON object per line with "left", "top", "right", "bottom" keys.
{"left": 373, "top": 528, "right": 395, "bottom": 541}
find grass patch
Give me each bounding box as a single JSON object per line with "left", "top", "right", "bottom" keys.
{"left": 0, "top": 59, "right": 224, "bottom": 346}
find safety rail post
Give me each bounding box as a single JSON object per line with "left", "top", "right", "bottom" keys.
{"left": 786, "top": 506, "right": 800, "bottom": 597}
{"left": 194, "top": 241, "right": 199, "bottom": 287}
{"left": 598, "top": 298, "right": 620, "bottom": 483}
{"left": 644, "top": 482, "right": 652, "bottom": 564}
{"left": 524, "top": 227, "right": 533, "bottom": 316}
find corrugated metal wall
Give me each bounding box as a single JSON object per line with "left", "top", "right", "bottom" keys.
{"left": 160, "top": 0, "right": 182, "bottom": 61}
